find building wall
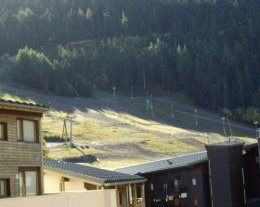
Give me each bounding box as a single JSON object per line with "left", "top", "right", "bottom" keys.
{"left": 0, "top": 190, "right": 117, "bottom": 207}
{"left": 44, "top": 171, "right": 87, "bottom": 193}
{"left": 206, "top": 143, "right": 245, "bottom": 207}
{"left": 44, "top": 173, "right": 61, "bottom": 193}
{"left": 44, "top": 170, "right": 146, "bottom": 207}
{"left": 65, "top": 179, "right": 86, "bottom": 192}
{"left": 0, "top": 112, "right": 42, "bottom": 197}
{"left": 244, "top": 147, "right": 260, "bottom": 199}
{"left": 144, "top": 163, "right": 209, "bottom": 207}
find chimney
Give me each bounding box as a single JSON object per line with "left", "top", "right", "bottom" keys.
{"left": 206, "top": 142, "right": 245, "bottom": 207}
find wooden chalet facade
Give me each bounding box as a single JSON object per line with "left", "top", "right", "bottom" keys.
{"left": 0, "top": 99, "right": 48, "bottom": 198}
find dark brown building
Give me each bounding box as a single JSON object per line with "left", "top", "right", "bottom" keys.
{"left": 243, "top": 142, "right": 260, "bottom": 206}
{"left": 206, "top": 142, "right": 246, "bottom": 207}
{"left": 116, "top": 151, "right": 210, "bottom": 207}
{"left": 116, "top": 142, "right": 260, "bottom": 207}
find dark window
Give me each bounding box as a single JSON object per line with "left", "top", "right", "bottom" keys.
{"left": 137, "top": 185, "right": 142, "bottom": 198}
{"left": 17, "top": 119, "right": 39, "bottom": 142}
{"left": 0, "top": 122, "right": 7, "bottom": 141}
{"left": 119, "top": 191, "right": 123, "bottom": 205}
{"left": 192, "top": 197, "right": 199, "bottom": 206}
{"left": 174, "top": 197, "right": 181, "bottom": 206}
{"left": 0, "top": 179, "right": 10, "bottom": 198}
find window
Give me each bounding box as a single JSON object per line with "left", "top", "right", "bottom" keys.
{"left": 192, "top": 197, "right": 199, "bottom": 206}
{"left": 0, "top": 122, "right": 7, "bottom": 141}
{"left": 150, "top": 183, "right": 154, "bottom": 191}
{"left": 17, "top": 119, "right": 39, "bottom": 142}
{"left": 136, "top": 184, "right": 142, "bottom": 198}
{"left": 168, "top": 195, "right": 174, "bottom": 201}
{"left": 163, "top": 182, "right": 168, "bottom": 190}
{"left": 18, "top": 167, "right": 41, "bottom": 197}
{"left": 0, "top": 179, "right": 10, "bottom": 198}
{"left": 174, "top": 179, "right": 179, "bottom": 187}
{"left": 192, "top": 178, "right": 197, "bottom": 186}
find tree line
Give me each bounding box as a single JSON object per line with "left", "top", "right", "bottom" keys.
{"left": 2, "top": 0, "right": 260, "bottom": 122}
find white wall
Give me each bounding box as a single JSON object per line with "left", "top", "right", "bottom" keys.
{"left": 65, "top": 178, "right": 86, "bottom": 191}
{"left": 44, "top": 170, "right": 87, "bottom": 193}
{"left": 0, "top": 190, "right": 117, "bottom": 207}
{"left": 44, "top": 173, "right": 60, "bottom": 193}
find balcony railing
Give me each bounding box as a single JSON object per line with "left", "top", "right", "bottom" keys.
{"left": 129, "top": 197, "right": 145, "bottom": 207}
{"left": 152, "top": 187, "right": 188, "bottom": 198}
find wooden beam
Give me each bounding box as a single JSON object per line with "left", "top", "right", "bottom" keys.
{"left": 0, "top": 109, "right": 43, "bottom": 117}
{"left": 126, "top": 185, "right": 129, "bottom": 206}
{"left": 142, "top": 183, "right": 146, "bottom": 207}
{"left": 133, "top": 183, "right": 137, "bottom": 206}
{"left": 60, "top": 177, "right": 65, "bottom": 192}
{"left": 115, "top": 186, "right": 120, "bottom": 207}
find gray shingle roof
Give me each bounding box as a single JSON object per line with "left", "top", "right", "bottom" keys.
{"left": 115, "top": 151, "right": 208, "bottom": 175}
{"left": 43, "top": 158, "right": 145, "bottom": 184}
{"left": 0, "top": 98, "right": 49, "bottom": 109}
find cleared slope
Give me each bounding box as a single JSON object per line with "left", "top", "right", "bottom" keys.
{"left": 0, "top": 84, "right": 256, "bottom": 169}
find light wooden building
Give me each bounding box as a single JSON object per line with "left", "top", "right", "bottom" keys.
{"left": 0, "top": 99, "right": 49, "bottom": 198}
{"left": 44, "top": 158, "right": 146, "bottom": 207}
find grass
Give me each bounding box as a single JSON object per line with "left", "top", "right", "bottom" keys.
{"left": 0, "top": 84, "right": 257, "bottom": 169}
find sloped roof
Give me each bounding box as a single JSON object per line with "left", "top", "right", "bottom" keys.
{"left": 115, "top": 151, "right": 208, "bottom": 175}
{"left": 43, "top": 158, "right": 146, "bottom": 185}
{"left": 0, "top": 98, "right": 49, "bottom": 111}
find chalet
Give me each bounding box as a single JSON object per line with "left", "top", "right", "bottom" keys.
{"left": 43, "top": 158, "right": 147, "bottom": 207}
{"left": 206, "top": 142, "right": 260, "bottom": 207}
{"left": 116, "top": 142, "right": 260, "bottom": 207}
{"left": 0, "top": 99, "right": 49, "bottom": 198}
{"left": 116, "top": 151, "right": 209, "bottom": 207}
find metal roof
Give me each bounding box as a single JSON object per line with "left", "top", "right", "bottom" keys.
{"left": 0, "top": 98, "right": 49, "bottom": 110}
{"left": 206, "top": 141, "right": 244, "bottom": 148}
{"left": 115, "top": 151, "right": 208, "bottom": 175}
{"left": 43, "top": 158, "right": 145, "bottom": 184}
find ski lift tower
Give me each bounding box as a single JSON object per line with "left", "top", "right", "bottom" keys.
{"left": 67, "top": 113, "right": 76, "bottom": 147}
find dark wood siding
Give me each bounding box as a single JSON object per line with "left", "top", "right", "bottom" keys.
{"left": 143, "top": 162, "right": 209, "bottom": 207}
{"left": 244, "top": 147, "right": 260, "bottom": 199}
{"left": 206, "top": 143, "right": 245, "bottom": 207}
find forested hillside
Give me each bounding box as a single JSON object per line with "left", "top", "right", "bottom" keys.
{"left": 1, "top": 0, "right": 260, "bottom": 121}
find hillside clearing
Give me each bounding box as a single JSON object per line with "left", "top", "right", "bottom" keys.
{"left": 0, "top": 84, "right": 256, "bottom": 169}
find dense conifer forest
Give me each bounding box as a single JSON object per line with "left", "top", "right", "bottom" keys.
{"left": 1, "top": 0, "right": 260, "bottom": 121}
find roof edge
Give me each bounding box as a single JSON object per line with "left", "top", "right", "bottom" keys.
{"left": 115, "top": 151, "right": 207, "bottom": 171}
{"left": 0, "top": 99, "right": 49, "bottom": 112}
{"left": 104, "top": 179, "right": 147, "bottom": 186}
{"left": 44, "top": 165, "right": 105, "bottom": 185}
